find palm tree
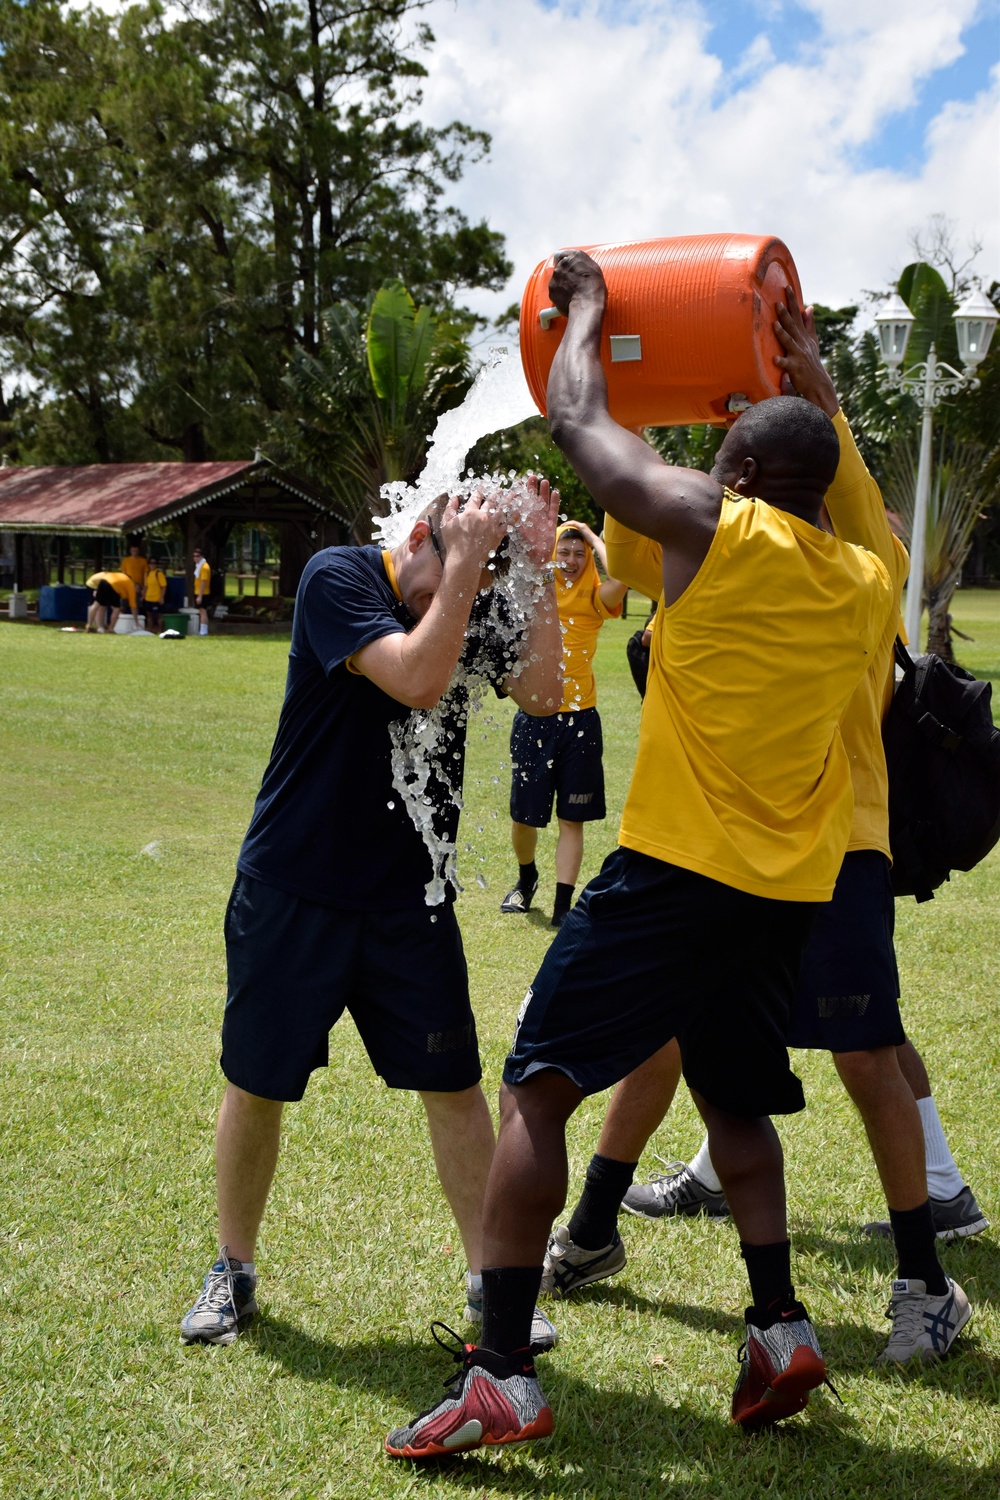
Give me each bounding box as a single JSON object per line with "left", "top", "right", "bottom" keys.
{"left": 276, "top": 281, "right": 472, "bottom": 542}
{"left": 881, "top": 431, "right": 993, "bottom": 660}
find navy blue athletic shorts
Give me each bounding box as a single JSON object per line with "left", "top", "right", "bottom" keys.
{"left": 509, "top": 706, "right": 606, "bottom": 826}
{"left": 94, "top": 580, "right": 122, "bottom": 608}
{"left": 503, "top": 847, "right": 816, "bottom": 1117}
{"left": 221, "top": 873, "right": 482, "bottom": 1100}
{"left": 786, "top": 849, "right": 904, "bottom": 1052}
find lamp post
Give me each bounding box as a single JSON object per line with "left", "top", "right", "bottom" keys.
{"left": 874, "top": 286, "right": 998, "bottom": 649}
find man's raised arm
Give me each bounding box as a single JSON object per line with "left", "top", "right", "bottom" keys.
{"left": 545, "top": 250, "right": 720, "bottom": 554}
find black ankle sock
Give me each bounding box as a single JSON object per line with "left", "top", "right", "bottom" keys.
{"left": 518, "top": 861, "right": 538, "bottom": 892}
{"left": 552, "top": 882, "right": 575, "bottom": 919}
{"left": 889, "top": 1202, "right": 948, "bottom": 1293}
{"left": 481, "top": 1265, "right": 543, "bottom": 1356}
{"left": 740, "top": 1240, "right": 794, "bottom": 1315}
{"left": 567, "top": 1153, "right": 637, "bottom": 1250}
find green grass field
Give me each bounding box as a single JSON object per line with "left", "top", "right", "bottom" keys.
{"left": 2, "top": 596, "right": 998, "bottom": 1499}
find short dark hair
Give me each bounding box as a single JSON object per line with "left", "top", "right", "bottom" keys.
{"left": 727, "top": 396, "right": 840, "bottom": 490}
{"left": 557, "top": 527, "right": 587, "bottom": 545}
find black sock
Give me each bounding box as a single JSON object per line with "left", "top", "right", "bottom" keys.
{"left": 517, "top": 860, "right": 538, "bottom": 892}
{"left": 740, "top": 1240, "right": 794, "bottom": 1318}
{"left": 889, "top": 1202, "right": 948, "bottom": 1293}
{"left": 568, "top": 1153, "right": 637, "bottom": 1249}
{"left": 481, "top": 1265, "right": 543, "bottom": 1356}
{"left": 552, "top": 882, "right": 575, "bottom": 919}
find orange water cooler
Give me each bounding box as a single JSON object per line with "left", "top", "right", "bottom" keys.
{"left": 519, "top": 233, "right": 803, "bottom": 427}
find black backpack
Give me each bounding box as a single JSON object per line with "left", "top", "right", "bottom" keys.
{"left": 883, "top": 637, "right": 1000, "bottom": 902}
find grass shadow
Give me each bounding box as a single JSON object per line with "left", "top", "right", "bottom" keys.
{"left": 247, "top": 1314, "right": 998, "bottom": 1496}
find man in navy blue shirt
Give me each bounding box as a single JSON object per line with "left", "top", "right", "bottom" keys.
{"left": 181, "top": 483, "right": 562, "bottom": 1346}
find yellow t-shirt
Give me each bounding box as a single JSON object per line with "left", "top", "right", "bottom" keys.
{"left": 552, "top": 525, "right": 622, "bottom": 712}
{"left": 120, "top": 555, "right": 149, "bottom": 589}
{"left": 143, "top": 567, "right": 168, "bottom": 604}
{"left": 557, "top": 581, "right": 619, "bottom": 711}
{"left": 86, "top": 571, "right": 137, "bottom": 611}
{"left": 825, "top": 411, "right": 909, "bottom": 857}
{"left": 193, "top": 559, "right": 211, "bottom": 598}
{"left": 617, "top": 491, "right": 893, "bottom": 901}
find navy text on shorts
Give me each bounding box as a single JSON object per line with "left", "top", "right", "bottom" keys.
{"left": 509, "top": 706, "right": 606, "bottom": 826}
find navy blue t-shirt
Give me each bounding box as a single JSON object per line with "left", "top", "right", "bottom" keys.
{"left": 237, "top": 545, "right": 508, "bottom": 911}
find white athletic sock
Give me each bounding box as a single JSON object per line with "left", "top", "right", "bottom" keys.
{"left": 200, "top": 623, "right": 208, "bottom": 635}
{"left": 466, "top": 1272, "right": 483, "bottom": 1293}
{"left": 917, "top": 1096, "right": 966, "bottom": 1200}
{"left": 688, "top": 1135, "right": 723, "bottom": 1193}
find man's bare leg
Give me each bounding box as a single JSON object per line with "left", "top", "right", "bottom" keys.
{"left": 896, "top": 1038, "right": 931, "bottom": 1097}
{"left": 554, "top": 819, "right": 584, "bottom": 887}
{"left": 419, "top": 1084, "right": 496, "bottom": 1274}
{"left": 545, "top": 1040, "right": 683, "bottom": 1258}
{"left": 833, "top": 1046, "right": 947, "bottom": 1289}
{"left": 693, "top": 1091, "right": 787, "bottom": 1247}
{"left": 216, "top": 1082, "right": 284, "bottom": 1262}
{"left": 833, "top": 1047, "right": 926, "bottom": 1209}
{"left": 597, "top": 1039, "right": 682, "bottom": 1160}
{"left": 511, "top": 822, "right": 538, "bottom": 865}
{"left": 483, "top": 1072, "right": 584, "bottom": 1268}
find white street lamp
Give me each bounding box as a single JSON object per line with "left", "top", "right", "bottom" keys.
{"left": 874, "top": 287, "right": 998, "bottom": 649}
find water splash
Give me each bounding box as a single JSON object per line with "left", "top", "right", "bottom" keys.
{"left": 376, "top": 347, "right": 536, "bottom": 547}
{"left": 376, "top": 346, "right": 555, "bottom": 906}
{"left": 388, "top": 517, "right": 558, "bottom": 904}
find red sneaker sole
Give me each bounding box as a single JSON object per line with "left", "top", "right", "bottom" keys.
{"left": 385, "top": 1407, "right": 554, "bottom": 1459}
{"left": 734, "top": 1346, "right": 827, "bottom": 1430}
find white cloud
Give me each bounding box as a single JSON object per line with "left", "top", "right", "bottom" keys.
{"left": 416, "top": 0, "right": 999, "bottom": 319}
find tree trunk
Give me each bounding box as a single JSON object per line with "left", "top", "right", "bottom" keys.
{"left": 925, "top": 596, "right": 954, "bottom": 662}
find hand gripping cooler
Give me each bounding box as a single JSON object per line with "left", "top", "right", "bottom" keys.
{"left": 519, "top": 233, "right": 804, "bottom": 428}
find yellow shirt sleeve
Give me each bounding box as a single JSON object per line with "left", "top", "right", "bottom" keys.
{"left": 604, "top": 515, "right": 663, "bottom": 601}
{"left": 826, "top": 411, "right": 909, "bottom": 590}
{"left": 825, "top": 410, "right": 907, "bottom": 858}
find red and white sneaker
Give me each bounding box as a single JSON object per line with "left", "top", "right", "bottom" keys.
{"left": 386, "top": 1325, "right": 553, "bottom": 1459}
{"left": 731, "top": 1300, "right": 828, "bottom": 1430}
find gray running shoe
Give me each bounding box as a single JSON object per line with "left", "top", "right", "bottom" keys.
{"left": 862, "top": 1186, "right": 989, "bottom": 1242}
{"left": 540, "top": 1224, "right": 626, "bottom": 1297}
{"left": 876, "top": 1276, "right": 971, "bottom": 1364}
{"left": 622, "top": 1161, "right": 730, "bottom": 1220}
{"left": 463, "top": 1273, "right": 558, "bottom": 1351}
{"left": 500, "top": 881, "right": 537, "bottom": 914}
{"left": 180, "top": 1246, "right": 258, "bottom": 1345}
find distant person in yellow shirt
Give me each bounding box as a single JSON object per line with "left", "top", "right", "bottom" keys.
{"left": 501, "top": 519, "right": 626, "bottom": 927}
{"left": 143, "top": 556, "right": 169, "bottom": 634}
{"left": 120, "top": 543, "right": 149, "bottom": 599}
{"left": 192, "top": 549, "right": 212, "bottom": 635}
{"left": 85, "top": 571, "right": 139, "bottom": 633}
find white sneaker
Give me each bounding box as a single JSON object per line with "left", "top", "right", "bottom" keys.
{"left": 877, "top": 1277, "right": 971, "bottom": 1364}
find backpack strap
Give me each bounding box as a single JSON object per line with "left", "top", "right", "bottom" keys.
{"left": 894, "top": 638, "right": 962, "bottom": 754}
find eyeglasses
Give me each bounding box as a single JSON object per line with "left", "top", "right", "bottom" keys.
{"left": 427, "top": 520, "right": 445, "bottom": 564}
